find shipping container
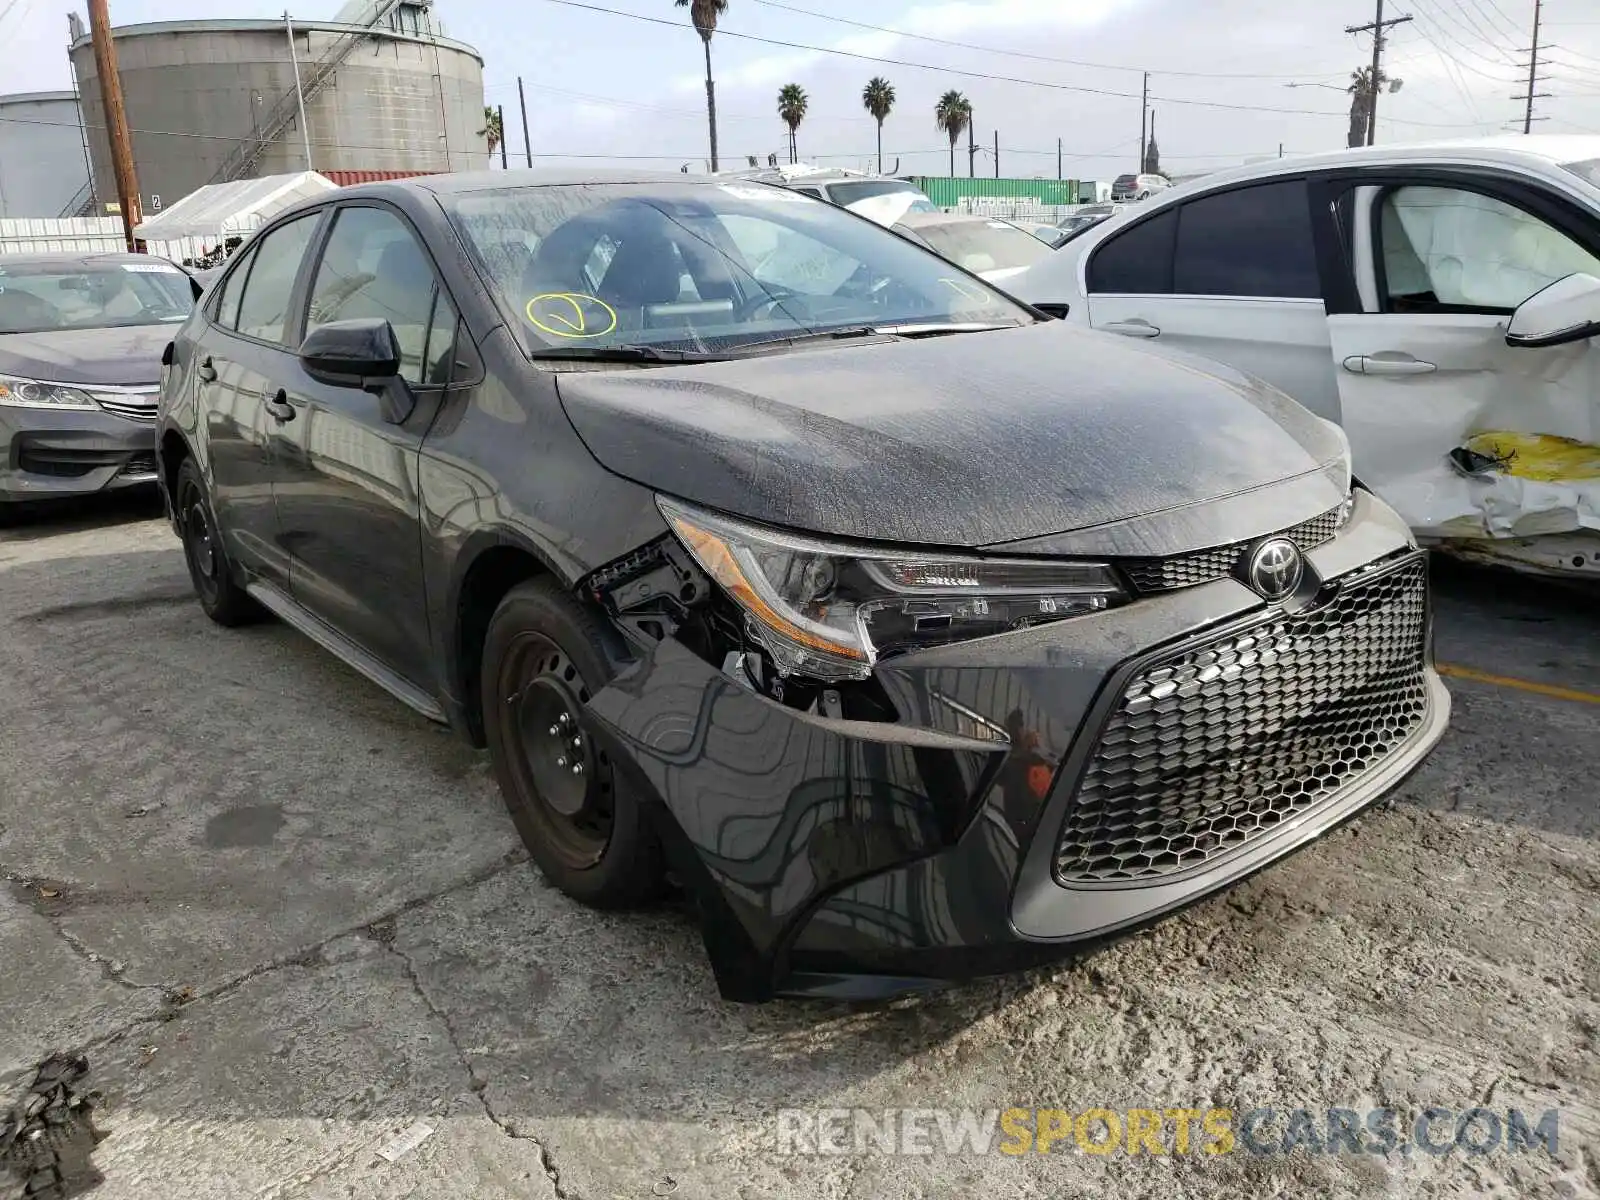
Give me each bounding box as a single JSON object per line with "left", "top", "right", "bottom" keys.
{"left": 908, "top": 177, "right": 1083, "bottom": 208}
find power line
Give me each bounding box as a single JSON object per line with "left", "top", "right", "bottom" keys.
{"left": 745, "top": 0, "right": 1352, "bottom": 82}
{"left": 533, "top": 0, "right": 1487, "bottom": 128}
{"left": 1409, "top": 0, "right": 1523, "bottom": 75}
{"left": 1439, "top": 0, "right": 1522, "bottom": 55}
{"left": 1348, "top": 1, "right": 1414, "bottom": 144}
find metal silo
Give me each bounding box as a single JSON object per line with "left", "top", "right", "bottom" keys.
{"left": 68, "top": 0, "right": 485, "bottom": 217}
{"left": 0, "top": 92, "right": 93, "bottom": 218}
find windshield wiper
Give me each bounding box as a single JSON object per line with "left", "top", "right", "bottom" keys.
{"left": 716, "top": 322, "right": 1022, "bottom": 358}
{"left": 529, "top": 344, "right": 731, "bottom": 364}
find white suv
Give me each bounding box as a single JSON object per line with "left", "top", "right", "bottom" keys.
{"left": 1111, "top": 173, "right": 1170, "bottom": 201}
{"left": 1013, "top": 136, "right": 1600, "bottom": 580}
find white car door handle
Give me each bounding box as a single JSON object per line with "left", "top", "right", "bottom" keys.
{"left": 1102, "top": 319, "right": 1160, "bottom": 338}
{"left": 1342, "top": 354, "right": 1437, "bottom": 376}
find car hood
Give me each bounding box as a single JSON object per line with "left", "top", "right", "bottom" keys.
{"left": 0, "top": 324, "right": 175, "bottom": 386}
{"left": 556, "top": 323, "right": 1348, "bottom": 548}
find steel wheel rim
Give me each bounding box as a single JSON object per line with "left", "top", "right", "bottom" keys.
{"left": 180, "top": 483, "right": 219, "bottom": 599}
{"left": 500, "top": 632, "right": 614, "bottom": 869}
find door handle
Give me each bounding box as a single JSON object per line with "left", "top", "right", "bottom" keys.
{"left": 196, "top": 356, "right": 217, "bottom": 382}
{"left": 263, "top": 388, "right": 295, "bottom": 422}
{"left": 1342, "top": 354, "right": 1437, "bottom": 376}
{"left": 1101, "top": 319, "right": 1160, "bottom": 338}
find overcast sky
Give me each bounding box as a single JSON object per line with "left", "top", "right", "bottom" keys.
{"left": 9, "top": 0, "right": 1600, "bottom": 181}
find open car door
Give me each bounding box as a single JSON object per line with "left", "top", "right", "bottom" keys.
{"left": 1327, "top": 179, "right": 1600, "bottom": 574}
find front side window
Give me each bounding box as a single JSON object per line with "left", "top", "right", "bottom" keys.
{"left": 445, "top": 181, "right": 1032, "bottom": 356}
{"left": 1172, "top": 180, "right": 1321, "bottom": 299}
{"left": 305, "top": 205, "right": 446, "bottom": 385}
{"left": 1378, "top": 185, "right": 1600, "bottom": 313}
{"left": 212, "top": 243, "right": 257, "bottom": 331}
{"left": 0, "top": 258, "right": 193, "bottom": 334}
{"left": 234, "top": 213, "right": 321, "bottom": 345}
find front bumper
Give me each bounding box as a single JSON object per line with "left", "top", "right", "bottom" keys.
{"left": 1, "top": 405, "right": 158, "bottom": 502}
{"left": 586, "top": 491, "right": 1449, "bottom": 1001}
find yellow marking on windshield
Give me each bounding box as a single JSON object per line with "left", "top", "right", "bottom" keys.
{"left": 525, "top": 293, "right": 618, "bottom": 340}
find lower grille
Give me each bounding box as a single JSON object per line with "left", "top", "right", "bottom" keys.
{"left": 1122, "top": 506, "right": 1343, "bottom": 593}
{"left": 119, "top": 453, "right": 158, "bottom": 477}
{"left": 1054, "top": 554, "right": 1430, "bottom": 885}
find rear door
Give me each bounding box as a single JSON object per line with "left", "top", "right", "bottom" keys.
{"left": 198, "top": 211, "right": 324, "bottom": 586}
{"left": 271, "top": 202, "right": 459, "bottom": 686}
{"left": 1322, "top": 171, "right": 1600, "bottom": 537}
{"left": 1082, "top": 179, "right": 1342, "bottom": 420}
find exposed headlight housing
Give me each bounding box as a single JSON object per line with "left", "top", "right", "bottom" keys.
{"left": 660, "top": 497, "right": 1128, "bottom": 681}
{"left": 0, "top": 374, "right": 97, "bottom": 410}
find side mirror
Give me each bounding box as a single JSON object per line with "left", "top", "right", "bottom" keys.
{"left": 299, "top": 318, "right": 402, "bottom": 385}
{"left": 299, "top": 318, "right": 413, "bottom": 424}
{"left": 1505, "top": 272, "right": 1600, "bottom": 349}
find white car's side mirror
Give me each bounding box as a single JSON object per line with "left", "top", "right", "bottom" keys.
{"left": 1505, "top": 272, "right": 1600, "bottom": 349}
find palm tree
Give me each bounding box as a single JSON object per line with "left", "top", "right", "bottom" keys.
{"left": 777, "top": 83, "right": 808, "bottom": 164}
{"left": 1346, "top": 66, "right": 1385, "bottom": 148}
{"left": 862, "top": 77, "right": 895, "bottom": 175}
{"left": 676, "top": 0, "right": 729, "bottom": 171}
{"left": 935, "top": 90, "right": 971, "bottom": 178}
{"left": 477, "top": 106, "right": 503, "bottom": 162}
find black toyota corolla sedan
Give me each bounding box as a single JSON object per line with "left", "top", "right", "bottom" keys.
{"left": 156, "top": 170, "right": 1449, "bottom": 1001}
{"left": 2, "top": 252, "right": 196, "bottom": 508}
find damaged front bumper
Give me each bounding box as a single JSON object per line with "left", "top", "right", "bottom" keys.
{"left": 585, "top": 491, "right": 1451, "bottom": 1001}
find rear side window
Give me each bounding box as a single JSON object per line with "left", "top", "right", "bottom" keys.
{"left": 1086, "top": 207, "right": 1176, "bottom": 294}
{"left": 1172, "top": 180, "right": 1320, "bottom": 298}
{"left": 234, "top": 213, "right": 321, "bottom": 345}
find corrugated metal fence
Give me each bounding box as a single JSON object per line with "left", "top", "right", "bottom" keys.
{"left": 0, "top": 217, "right": 210, "bottom": 264}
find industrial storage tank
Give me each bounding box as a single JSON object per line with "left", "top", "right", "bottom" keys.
{"left": 0, "top": 92, "right": 92, "bottom": 218}
{"left": 68, "top": 0, "right": 485, "bottom": 217}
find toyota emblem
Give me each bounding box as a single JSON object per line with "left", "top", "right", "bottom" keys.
{"left": 1246, "top": 538, "right": 1304, "bottom": 602}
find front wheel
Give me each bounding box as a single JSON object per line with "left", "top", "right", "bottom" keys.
{"left": 175, "top": 457, "right": 260, "bottom": 626}
{"left": 481, "top": 578, "right": 664, "bottom": 908}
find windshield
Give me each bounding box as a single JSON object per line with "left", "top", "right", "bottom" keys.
{"left": 0, "top": 260, "right": 194, "bottom": 334}
{"left": 445, "top": 181, "right": 1033, "bottom": 355}
{"left": 825, "top": 179, "right": 936, "bottom": 211}
{"left": 908, "top": 219, "right": 1054, "bottom": 274}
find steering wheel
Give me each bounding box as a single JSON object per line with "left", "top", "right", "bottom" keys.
{"left": 734, "top": 284, "right": 805, "bottom": 323}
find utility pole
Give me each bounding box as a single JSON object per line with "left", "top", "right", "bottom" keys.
{"left": 1057, "top": 136, "right": 1062, "bottom": 181}
{"left": 517, "top": 75, "right": 532, "bottom": 167}
{"left": 1138, "top": 71, "right": 1148, "bottom": 173}
{"left": 994, "top": 130, "right": 999, "bottom": 178}
{"left": 87, "top": 0, "right": 140, "bottom": 250}
{"left": 497, "top": 103, "right": 507, "bottom": 168}
{"left": 968, "top": 110, "right": 977, "bottom": 178}
{"left": 1346, "top": 0, "right": 1412, "bottom": 145}
{"left": 1512, "top": 0, "right": 1549, "bottom": 134}
{"left": 284, "top": 13, "right": 312, "bottom": 171}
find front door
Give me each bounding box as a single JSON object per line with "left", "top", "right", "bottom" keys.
{"left": 272, "top": 203, "right": 459, "bottom": 688}
{"left": 1325, "top": 178, "right": 1600, "bottom": 539}
{"left": 199, "top": 212, "right": 324, "bottom": 587}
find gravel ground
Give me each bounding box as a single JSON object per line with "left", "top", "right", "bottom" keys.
{"left": 1, "top": 493, "right": 1596, "bottom": 1200}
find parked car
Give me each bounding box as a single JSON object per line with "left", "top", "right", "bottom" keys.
{"left": 157, "top": 169, "right": 1449, "bottom": 1000}
{"left": 733, "top": 164, "right": 938, "bottom": 216}
{"left": 1025, "top": 223, "right": 1073, "bottom": 249}
{"left": 1012, "top": 135, "right": 1600, "bottom": 579}
{"left": 1111, "top": 173, "right": 1170, "bottom": 201}
{"left": 890, "top": 211, "right": 1055, "bottom": 283}
{"left": 1, "top": 252, "right": 198, "bottom": 509}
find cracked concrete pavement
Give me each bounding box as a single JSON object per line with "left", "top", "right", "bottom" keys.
{"left": 1, "top": 493, "right": 1597, "bottom": 1199}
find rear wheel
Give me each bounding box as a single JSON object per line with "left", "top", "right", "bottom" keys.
{"left": 481, "top": 578, "right": 663, "bottom": 907}
{"left": 175, "top": 457, "right": 260, "bottom": 626}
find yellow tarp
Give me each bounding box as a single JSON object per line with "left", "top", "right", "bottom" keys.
{"left": 1460, "top": 432, "right": 1600, "bottom": 483}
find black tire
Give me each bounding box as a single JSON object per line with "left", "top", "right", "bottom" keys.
{"left": 174, "top": 457, "right": 261, "bottom": 627}
{"left": 481, "top": 578, "right": 663, "bottom": 908}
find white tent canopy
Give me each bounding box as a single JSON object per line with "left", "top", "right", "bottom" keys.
{"left": 132, "top": 171, "right": 337, "bottom": 242}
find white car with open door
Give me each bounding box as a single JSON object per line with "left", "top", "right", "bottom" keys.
{"left": 1011, "top": 136, "right": 1600, "bottom": 579}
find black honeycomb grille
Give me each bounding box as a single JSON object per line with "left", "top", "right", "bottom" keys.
{"left": 1054, "top": 554, "right": 1430, "bottom": 885}
{"left": 1122, "top": 506, "right": 1344, "bottom": 594}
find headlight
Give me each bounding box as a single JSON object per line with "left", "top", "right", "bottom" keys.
{"left": 660, "top": 497, "right": 1128, "bottom": 681}
{"left": 0, "top": 374, "right": 97, "bottom": 410}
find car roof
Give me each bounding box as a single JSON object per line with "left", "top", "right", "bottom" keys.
{"left": 329, "top": 168, "right": 731, "bottom": 200}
